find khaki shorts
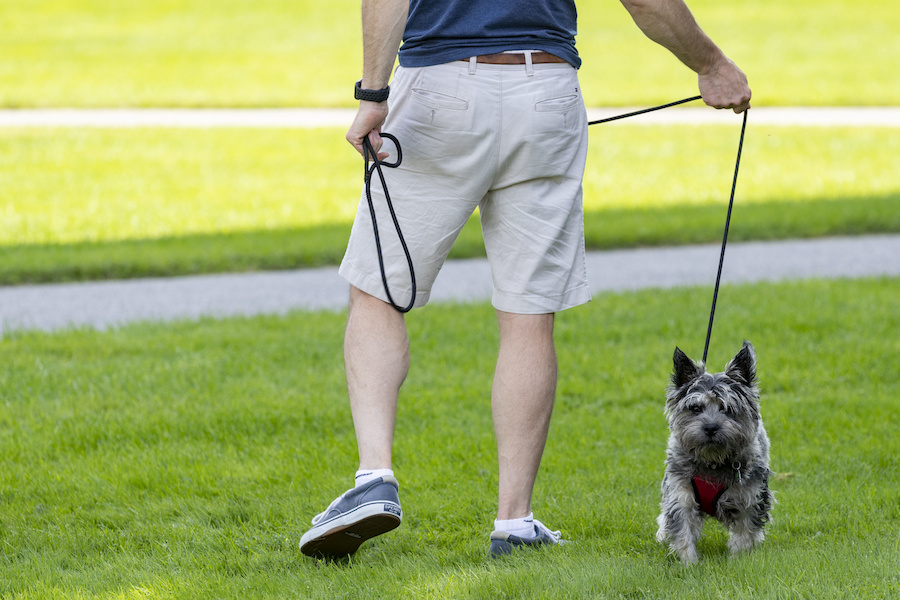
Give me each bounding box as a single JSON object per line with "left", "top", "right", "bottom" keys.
{"left": 339, "top": 60, "right": 591, "bottom": 314}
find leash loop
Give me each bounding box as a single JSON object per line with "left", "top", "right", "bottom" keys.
{"left": 362, "top": 133, "right": 416, "bottom": 313}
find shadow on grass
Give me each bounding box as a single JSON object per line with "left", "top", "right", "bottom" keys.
{"left": 1, "top": 194, "right": 897, "bottom": 285}
{"left": 0, "top": 224, "right": 355, "bottom": 285}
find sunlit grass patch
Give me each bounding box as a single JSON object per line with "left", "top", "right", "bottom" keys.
{"left": 0, "top": 125, "right": 896, "bottom": 283}
{"left": 0, "top": 127, "right": 359, "bottom": 245}
{"left": 582, "top": 124, "right": 900, "bottom": 210}
{"left": 3, "top": 125, "right": 895, "bottom": 248}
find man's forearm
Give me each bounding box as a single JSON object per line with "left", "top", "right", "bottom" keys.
{"left": 619, "top": 0, "right": 724, "bottom": 75}
{"left": 361, "top": 0, "right": 409, "bottom": 90}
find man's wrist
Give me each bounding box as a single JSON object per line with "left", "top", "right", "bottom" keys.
{"left": 355, "top": 80, "right": 390, "bottom": 103}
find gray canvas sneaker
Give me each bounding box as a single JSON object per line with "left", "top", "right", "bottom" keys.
{"left": 299, "top": 476, "right": 402, "bottom": 558}
{"left": 489, "top": 519, "right": 564, "bottom": 557}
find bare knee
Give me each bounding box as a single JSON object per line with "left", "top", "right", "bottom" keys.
{"left": 496, "top": 310, "right": 555, "bottom": 341}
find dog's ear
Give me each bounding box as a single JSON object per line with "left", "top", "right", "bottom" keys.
{"left": 725, "top": 340, "right": 757, "bottom": 387}
{"left": 672, "top": 347, "right": 704, "bottom": 388}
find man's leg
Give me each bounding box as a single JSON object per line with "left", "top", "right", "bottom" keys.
{"left": 299, "top": 285, "right": 408, "bottom": 558}
{"left": 345, "top": 285, "right": 410, "bottom": 470}
{"left": 492, "top": 310, "right": 557, "bottom": 520}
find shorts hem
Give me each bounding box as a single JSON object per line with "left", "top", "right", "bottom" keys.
{"left": 339, "top": 260, "right": 430, "bottom": 309}
{"left": 491, "top": 285, "right": 592, "bottom": 315}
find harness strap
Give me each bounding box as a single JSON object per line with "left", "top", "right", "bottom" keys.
{"left": 692, "top": 476, "right": 726, "bottom": 517}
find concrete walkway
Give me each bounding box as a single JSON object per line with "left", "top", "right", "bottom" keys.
{"left": 2, "top": 235, "right": 898, "bottom": 334}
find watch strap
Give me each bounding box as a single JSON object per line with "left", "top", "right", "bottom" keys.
{"left": 355, "top": 80, "right": 390, "bottom": 103}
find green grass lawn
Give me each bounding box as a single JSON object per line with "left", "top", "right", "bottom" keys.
{"left": 1, "top": 0, "right": 898, "bottom": 107}
{"left": 2, "top": 124, "right": 897, "bottom": 284}
{"left": 1, "top": 277, "right": 898, "bottom": 598}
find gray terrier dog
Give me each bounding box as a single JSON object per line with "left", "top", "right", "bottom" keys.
{"left": 656, "top": 341, "right": 773, "bottom": 563}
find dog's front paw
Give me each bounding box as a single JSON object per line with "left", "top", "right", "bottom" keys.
{"left": 671, "top": 540, "right": 699, "bottom": 564}
{"left": 655, "top": 527, "right": 667, "bottom": 545}
{"left": 728, "top": 528, "right": 765, "bottom": 556}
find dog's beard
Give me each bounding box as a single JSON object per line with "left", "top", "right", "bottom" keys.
{"left": 671, "top": 414, "right": 755, "bottom": 467}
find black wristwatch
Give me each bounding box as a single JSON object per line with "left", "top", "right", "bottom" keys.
{"left": 355, "top": 80, "right": 390, "bottom": 103}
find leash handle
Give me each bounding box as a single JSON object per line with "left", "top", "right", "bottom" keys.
{"left": 702, "top": 109, "right": 748, "bottom": 364}
{"left": 363, "top": 133, "right": 417, "bottom": 313}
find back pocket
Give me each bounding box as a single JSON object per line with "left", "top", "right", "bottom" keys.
{"left": 409, "top": 87, "right": 471, "bottom": 131}
{"left": 534, "top": 94, "right": 580, "bottom": 113}
{"left": 412, "top": 88, "right": 469, "bottom": 111}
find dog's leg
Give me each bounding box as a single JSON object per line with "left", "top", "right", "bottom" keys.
{"left": 668, "top": 509, "right": 703, "bottom": 563}
{"left": 721, "top": 474, "right": 773, "bottom": 556}
{"left": 657, "top": 483, "right": 702, "bottom": 563}
{"left": 727, "top": 487, "right": 773, "bottom": 556}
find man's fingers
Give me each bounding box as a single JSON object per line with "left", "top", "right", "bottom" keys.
{"left": 346, "top": 102, "right": 390, "bottom": 157}
{"left": 700, "top": 81, "right": 750, "bottom": 109}
{"left": 365, "top": 130, "right": 385, "bottom": 157}
{"left": 347, "top": 132, "right": 391, "bottom": 161}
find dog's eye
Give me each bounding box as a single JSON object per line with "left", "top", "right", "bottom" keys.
{"left": 689, "top": 404, "right": 703, "bottom": 414}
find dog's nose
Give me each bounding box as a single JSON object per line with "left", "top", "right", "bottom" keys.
{"left": 703, "top": 423, "right": 720, "bottom": 438}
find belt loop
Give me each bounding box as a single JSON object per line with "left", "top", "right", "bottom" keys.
{"left": 468, "top": 56, "right": 477, "bottom": 75}
{"left": 524, "top": 50, "right": 534, "bottom": 77}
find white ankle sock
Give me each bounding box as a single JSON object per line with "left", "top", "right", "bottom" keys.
{"left": 354, "top": 468, "right": 394, "bottom": 487}
{"left": 494, "top": 512, "right": 536, "bottom": 539}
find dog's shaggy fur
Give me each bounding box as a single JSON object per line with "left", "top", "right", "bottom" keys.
{"left": 656, "top": 341, "right": 774, "bottom": 563}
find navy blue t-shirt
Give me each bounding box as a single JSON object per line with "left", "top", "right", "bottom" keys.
{"left": 399, "top": 0, "right": 580, "bottom": 69}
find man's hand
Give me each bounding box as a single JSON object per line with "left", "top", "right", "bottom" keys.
{"left": 347, "top": 0, "right": 408, "bottom": 159}
{"left": 620, "top": 0, "right": 751, "bottom": 113}
{"left": 698, "top": 56, "right": 751, "bottom": 113}
{"left": 346, "top": 101, "right": 390, "bottom": 159}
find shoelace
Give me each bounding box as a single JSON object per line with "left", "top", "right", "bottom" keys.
{"left": 310, "top": 491, "right": 347, "bottom": 525}
{"left": 533, "top": 519, "right": 562, "bottom": 543}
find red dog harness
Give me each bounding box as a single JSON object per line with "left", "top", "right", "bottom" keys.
{"left": 692, "top": 477, "right": 725, "bottom": 517}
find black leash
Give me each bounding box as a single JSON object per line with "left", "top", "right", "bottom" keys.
{"left": 588, "top": 95, "right": 702, "bottom": 125}
{"left": 362, "top": 134, "right": 416, "bottom": 313}
{"left": 702, "top": 109, "right": 748, "bottom": 364}
{"left": 588, "top": 96, "right": 748, "bottom": 364}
